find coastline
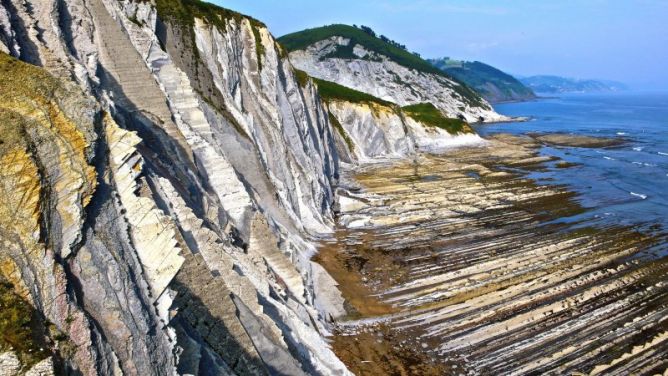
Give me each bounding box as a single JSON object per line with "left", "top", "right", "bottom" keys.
{"left": 488, "top": 96, "right": 541, "bottom": 105}
{"left": 477, "top": 115, "right": 531, "bottom": 124}
{"left": 314, "top": 133, "right": 668, "bottom": 375}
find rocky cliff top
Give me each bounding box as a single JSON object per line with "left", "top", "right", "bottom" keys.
{"left": 0, "top": 0, "right": 350, "bottom": 373}
{"left": 279, "top": 24, "right": 443, "bottom": 76}
{"left": 279, "top": 24, "right": 511, "bottom": 123}
{"left": 0, "top": 1, "right": 510, "bottom": 375}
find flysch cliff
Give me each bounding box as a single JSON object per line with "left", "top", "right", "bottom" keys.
{"left": 0, "top": 0, "right": 351, "bottom": 373}
{"left": 279, "top": 25, "right": 511, "bottom": 125}
{"left": 310, "top": 77, "right": 486, "bottom": 163}
{"left": 0, "top": 1, "right": 510, "bottom": 375}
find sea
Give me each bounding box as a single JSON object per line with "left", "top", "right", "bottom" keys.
{"left": 476, "top": 92, "right": 668, "bottom": 232}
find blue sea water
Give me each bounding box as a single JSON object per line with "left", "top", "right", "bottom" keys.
{"left": 476, "top": 92, "right": 668, "bottom": 231}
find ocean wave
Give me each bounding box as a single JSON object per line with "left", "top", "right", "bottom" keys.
{"left": 603, "top": 156, "right": 615, "bottom": 160}
{"left": 633, "top": 147, "right": 644, "bottom": 151}
{"left": 630, "top": 192, "right": 648, "bottom": 200}
{"left": 631, "top": 161, "right": 656, "bottom": 167}
{"left": 617, "top": 132, "right": 627, "bottom": 136}
{"left": 658, "top": 152, "right": 668, "bottom": 156}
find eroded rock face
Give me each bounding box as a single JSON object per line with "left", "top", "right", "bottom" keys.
{"left": 318, "top": 135, "right": 668, "bottom": 375}
{"left": 326, "top": 98, "right": 486, "bottom": 164}
{"left": 0, "top": 0, "right": 350, "bottom": 373}
{"left": 288, "top": 37, "right": 510, "bottom": 123}
{"left": 327, "top": 100, "right": 415, "bottom": 163}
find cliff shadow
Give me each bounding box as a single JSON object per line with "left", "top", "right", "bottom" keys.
{"left": 169, "top": 277, "right": 272, "bottom": 376}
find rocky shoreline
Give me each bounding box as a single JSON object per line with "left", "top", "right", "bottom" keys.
{"left": 528, "top": 132, "right": 627, "bottom": 148}
{"left": 316, "top": 134, "right": 668, "bottom": 375}
{"left": 0, "top": 0, "right": 664, "bottom": 373}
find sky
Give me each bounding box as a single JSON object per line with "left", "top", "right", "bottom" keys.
{"left": 214, "top": 0, "right": 668, "bottom": 89}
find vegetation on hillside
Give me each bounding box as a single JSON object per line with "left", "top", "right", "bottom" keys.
{"left": 293, "top": 69, "right": 310, "bottom": 88}
{"left": 250, "top": 25, "right": 265, "bottom": 71}
{"left": 402, "top": 103, "right": 471, "bottom": 134}
{"left": 519, "top": 75, "right": 628, "bottom": 94}
{"left": 328, "top": 112, "right": 355, "bottom": 152}
{"left": 312, "top": 75, "right": 470, "bottom": 135}
{"left": 356, "top": 25, "right": 409, "bottom": 51}
{"left": 313, "top": 77, "right": 393, "bottom": 106}
{"left": 155, "top": 0, "right": 266, "bottom": 70}
{"left": 0, "top": 280, "right": 51, "bottom": 368}
{"left": 429, "top": 58, "right": 535, "bottom": 103}
{"left": 278, "top": 24, "right": 442, "bottom": 76}
{"left": 155, "top": 0, "right": 265, "bottom": 29}
{"left": 278, "top": 24, "right": 490, "bottom": 109}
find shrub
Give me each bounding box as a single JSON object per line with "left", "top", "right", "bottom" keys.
{"left": 402, "top": 103, "right": 471, "bottom": 134}
{"left": 278, "top": 25, "right": 489, "bottom": 108}
{"left": 314, "top": 78, "right": 393, "bottom": 106}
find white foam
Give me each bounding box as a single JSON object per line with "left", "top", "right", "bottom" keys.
{"left": 658, "top": 152, "right": 668, "bottom": 156}
{"left": 632, "top": 161, "right": 643, "bottom": 166}
{"left": 630, "top": 192, "right": 648, "bottom": 200}
{"left": 617, "top": 132, "right": 627, "bottom": 136}
{"left": 603, "top": 156, "right": 615, "bottom": 161}
{"left": 633, "top": 147, "right": 643, "bottom": 151}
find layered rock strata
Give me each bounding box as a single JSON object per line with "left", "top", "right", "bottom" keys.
{"left": 287, "top": 36, "right": 509, "bottom": 123}
{"left": 326, "top": 99, "right": 485, "bottom": 164}
{"left": 0, "top": 0, "right": 350, "bottom": 373}
{"left": 318, "top": 134, "right": 668, "bottom": 375}
{"left": 1, "top": 0, "right": 665, "bottom": 374}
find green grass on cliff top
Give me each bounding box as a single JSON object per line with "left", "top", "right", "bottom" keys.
{"left": 154, "top": 0, "right": 266, "bottom": 70}
{"left": 279, "top": 24, "right": 443, "bottom": 76}
{"left": 155, "top": 0, "right": 264, "bottom": 28}
{"left": 313, "top": 75, "right": 470, "bottom": 135}
{"left": 402, "top": 103, "right": 471, "bottom": 134}
{"left": 313, "top": 77, "right": 393, "bottom": 107}
{"left": 278, "top": 25, "right": 488, "bottom": 109}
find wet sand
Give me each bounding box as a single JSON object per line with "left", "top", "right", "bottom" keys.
{"left": 316, "top": 134, "right": 668, "bottom": 375}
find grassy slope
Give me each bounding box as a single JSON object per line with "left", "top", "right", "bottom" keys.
{"left": 155, "top": 0, "right": 265, "bottom": 28}
{"left": 278, "top": 24, "right": 487, "bottom": 108}
{"left": 279, "top": 24, "right": 443, "bottom": 76}
{"left": 402, "top": 103, "right": 471, "bottom": 134}
{"left": 313, "top": 77, "right": 393, "bottom": 107}
{"left": 311, "top": 74, "right": 470, "bottom": 135}
{"left": 430, "top": 58, "right": 535, "bottom": 101}
{"left": 155, "top": 0, "right": 266, "bottom": 69}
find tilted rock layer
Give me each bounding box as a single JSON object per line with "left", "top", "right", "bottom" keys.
{"left": 0, "top": 0, "right": 350, "bottom": 373}
{"left": 0, "top": 0, "right": 666, "bottom": 375}
{"left": 326, "top": 98, "right": 485, "bottom": 164}
{"left": 319, "top": 135, "right": 668, "bottom": 375}
{"left": 287, "top": 36, "right": 510, "bottom": 123}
